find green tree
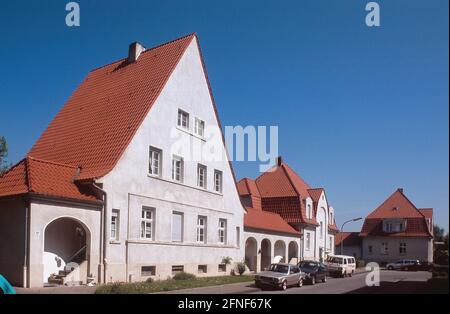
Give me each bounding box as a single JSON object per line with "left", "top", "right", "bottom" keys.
{"left": 0, "top": 136, "right": 9, "bottom": 175}
{"left": 434, "top": 224, "right": 445, "bottom": 242}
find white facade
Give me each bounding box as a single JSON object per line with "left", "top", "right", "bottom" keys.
{"left": 95, "top": 39, "right": 244, "bottom": 282}
{"left": 301, "top": 192, "right": 335, "bottom": 262}
{"left": 362, "top": 237, "right": 433, "bottom": 263}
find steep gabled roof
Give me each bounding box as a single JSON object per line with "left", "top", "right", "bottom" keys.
{"left": 237, "top": 178, "right": 261, "bottom": 197}
{"left": 360, "top": 189, "right": 432, "bottom": 238}
{"left": 0, "top": 157, "right": 99, "bottom": 203}
{"left": 244, "top": 207, "right": 300, "bottom": 236}
{"left": 28, "top": 34, "right": 196, "bottom": 181}
{"left": 366, "top": 189, "right": 425, "bottom": 219}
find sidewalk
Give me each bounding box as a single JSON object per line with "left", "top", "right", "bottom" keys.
{"left": 15, "top": 285, "right": 96, "bottom": 294}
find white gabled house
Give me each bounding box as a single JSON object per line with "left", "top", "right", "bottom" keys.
{"left": 0, "top": 34, "right": 245, "bottom": 288}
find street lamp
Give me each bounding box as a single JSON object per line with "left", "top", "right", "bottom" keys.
{"left": 340, "top": 217, "right": 363, "bottom": 255}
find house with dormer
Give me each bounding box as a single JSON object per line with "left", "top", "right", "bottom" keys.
{"left": 0, "top": 34, "right": 245, "bottom": 288}
{"left": 360, "top": 188, "right": 433, "bottom": 264}
{"left": 237, "top": 157, "right": 338, "bottom": 265}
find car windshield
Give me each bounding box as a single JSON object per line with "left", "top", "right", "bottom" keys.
{"left": 299, "top": 262, "right": 317, "bottom": 269}
{"left": 327, "top": 257, "right": 343, "bottom": 264}
{"left": 269, "top": 264, "right": 289, "bottom": 274}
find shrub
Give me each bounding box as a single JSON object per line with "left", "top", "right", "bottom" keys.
{"left": 146, "top": 277, "right": 154, "bottom": 283}
{"left": 236, "top": 262, "right": 246, "bottom": 276}
{"left": 173, "top": 272, "right": 196, "bottom": 281}
{"left": 222, "top": 256, "right": 233, "bottom": 265}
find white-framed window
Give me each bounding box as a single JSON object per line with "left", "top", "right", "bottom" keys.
{"left": 197, "top": 164, "right": 207, "bottom": 189}
{"left": 149, "top": 146, "right": 162, "bottom": 177}
{"left": 214, "top": 170, "right": 223, "bottom": 193}
{"left": 197, "top": 216, "right": 207, "bottom": 243}
{"left": 320, "top": 222, "right": 324, "bottom": 239}
{"left": 307, "top": 204, "right": 312, "bottom": 219}
{"left": 177, "top": 109, "right": 189, "bottom": 129}
{"left": 172, "top": 155, "right": 184, "bottom": 183}
{"left": 305, "top": 232, "right": 311, "bottom": 250}
{"left": 381, "top": 242, "right": 389, "bottom": 255}
{"left": 218, "top": 219, "right": 227, "bottom": 245}
{"left": 141, "top": 207, "right": 155, "bottom": 240}
{"left": 172, "top": 212, "right": 184, "bottom": 242}
{"left": 110, "top": 209, "right": 120, "bottom": 241}
{"left": 399, "top": 242, "right": 407, "bottom": 255}
{"left": 194, "top": 118, "right": 205, "bottom": 137}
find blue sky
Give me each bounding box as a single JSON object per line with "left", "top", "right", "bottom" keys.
{"left": 0, "top": 0, "right": 448, "bottom": 231}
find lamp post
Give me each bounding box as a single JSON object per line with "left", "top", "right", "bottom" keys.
{"left": 340, "top": 217, "right": 363, "bottom": 255}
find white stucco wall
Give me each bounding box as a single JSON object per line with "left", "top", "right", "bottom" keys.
{"left": 27, "top": 201, "right": 101, "bottom": 288}
{"left": 362, "top": 236, "right": 433, "bottom": 263}
{"left": 244, "top": 230, "right": 301, "bottom": 272}
{"left": 99, "top": 38, "right": 244, "bottom": 282}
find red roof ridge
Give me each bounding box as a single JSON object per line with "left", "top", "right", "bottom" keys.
{"left": 27, "top": 156, "right": 78, "bottom": 169}
{"left": 89, "top": 33, "right": 197, "bottom": 73}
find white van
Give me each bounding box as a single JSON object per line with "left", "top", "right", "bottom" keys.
{"left": 326, "top": 255, "right": 356, "bottom": 277}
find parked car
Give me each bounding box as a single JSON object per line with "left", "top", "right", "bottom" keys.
{"left": 386, "top": 259, "right": 420, "bottom": 271}
{"left": 298, "top": 260, "right": 328, "bottom": 284}
{"left": 254, "top": 263, "right": 306, "bottom": 290}
{"left": 326, "top": 255, "right": 356, "bottom": 277}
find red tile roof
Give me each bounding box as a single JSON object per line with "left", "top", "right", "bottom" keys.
{"left": 419, "top": 208, "right": 433, "bottom": 219}
{"left": 244, "top": 207, "right": 300, "bottom": 236}
{"left": 238, "top": 158, "right": 335, "bottom": 227}
{"left": 360, "top": 189, "right": 432, "bottom": 237}
{"left": 335, "top": 232, "right": 362, "bottom": 247}
{"left": 237, "top": 178, "right": 260, "bottom": 197}
{"left": 28, "top": 34, "right": 196, "bottom": 181}
{"left": 0, "top": 157, "right": 99, "bottom": 203}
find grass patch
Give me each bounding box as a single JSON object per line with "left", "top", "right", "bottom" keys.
{"left": 95, "top": 275, "right": 254, "bottom": 294}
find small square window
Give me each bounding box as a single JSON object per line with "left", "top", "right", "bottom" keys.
{"left": 172, "top": 265, "right": 184, "bottom": 274}
{"left": 141, "top": 266, "right": 156, "bottom": 276}
{"left": 218, "top": 264, "right": 227, "bottom": 272}
{"left": 198, "top": 265, "right": 207, "bottom": 274}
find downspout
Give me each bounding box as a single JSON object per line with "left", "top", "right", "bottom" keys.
{"left": 91, "top": 182, "right": 108, "bottom": 284}
{"left": 24, "top": 202, "right": 29, "bottom": 288}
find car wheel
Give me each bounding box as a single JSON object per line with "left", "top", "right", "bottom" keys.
{"left": 310, "top": 276, "right": 316, "bottom": 285}
{"left": 388, "top": 266, "right": 394, "bottom": 270}
{"left": 322, "top": 275, "right": 327, "bottom": 283}
{"left": 349, "top": 271, "right": 353, "bottom": 277}
{"left": 404, "top": 267, "right": 409, "bottom": 271}
{"left": 298, "top": 278, "right": 303, "bottom": 287}
{"left": 281, "top": 280, "right": 287, "bottom": 291}
{"left": 342, "top": 271, "right": 347, "bottom": 278}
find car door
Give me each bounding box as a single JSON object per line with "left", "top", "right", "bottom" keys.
{"left": 317, "top": 264, "right": 325, "bottom": 281}
{"left": 289, "top": 266, "right": 299, "bottom": 285}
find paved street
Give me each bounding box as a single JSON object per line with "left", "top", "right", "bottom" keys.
{"left": 162, "top": 271, "right": 439, "bottom": 294}
{"left": 252, "top": 270, "right": 433, "bottom": 294}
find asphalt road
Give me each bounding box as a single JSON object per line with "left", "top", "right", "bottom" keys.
{"left": 250, "top": 270, "right": 433, "bottom": 294}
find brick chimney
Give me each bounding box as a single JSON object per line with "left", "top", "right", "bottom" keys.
{"left": 397, "top": 188, "right": 404, "bottom": 193}
{"left": 128, "top": 42, "right": 145, "bottom": 63}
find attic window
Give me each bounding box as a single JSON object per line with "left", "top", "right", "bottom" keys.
{"left": 393, "top": 207, "right": 398, "bottom": 211}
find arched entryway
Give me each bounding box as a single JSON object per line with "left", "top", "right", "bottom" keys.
{"left": 43, "top": 217, "right": 90, "bottom": 284}
{"left": 245, "top": 237, "right": 258, "bottom": 272}
{"left": 288, "top": 241, "right": 299, "bottom": 264}
{"left": 260, "top": 239, "right": 271, "bottom": 271}
{"left": 274, "top": 240, "right": 286, "bottom": 263}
